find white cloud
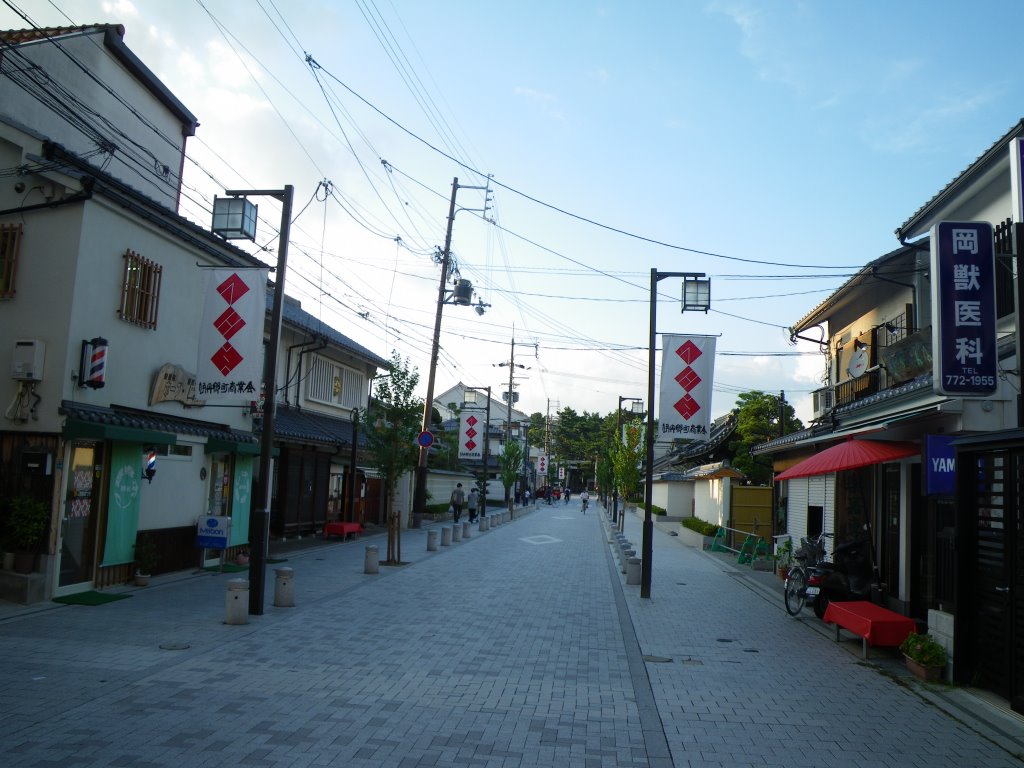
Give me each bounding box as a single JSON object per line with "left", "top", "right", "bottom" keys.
{"left": 101, "top": 0, "right": 138, "bottom": 18}
{"left": 513, "top": 86, "right": 556, "bottom": 103}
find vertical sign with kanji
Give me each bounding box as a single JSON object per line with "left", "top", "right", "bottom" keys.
{"left": 930, "top": 221, "right": 997, "bottom": 396}
{"left": 196, "top": 269, "right": 265, "bottom": 403}
{"left": 458, "top": 413, "right": 483, "bottom": 460}
{"left": 658, "top": 334, "right": 715, "bottom": 442}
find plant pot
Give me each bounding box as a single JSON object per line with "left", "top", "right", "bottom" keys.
{"left": 903, "top": 655, "right": 943, "bottom": 682}
{"left": 13, "top": 551, "right": 35, "bottom": 574}
{"left": 134, "top": 573, "right": 151, "bottom": 587}
{"left": 235, "top": 554, "right": 250, "bottom": 566}
{"left": 778, "top": 566, "right": 790, "bottom": 581}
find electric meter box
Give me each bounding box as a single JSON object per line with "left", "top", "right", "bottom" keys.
{"left": 12, "top": 339, "right": 44, "bottom": 381}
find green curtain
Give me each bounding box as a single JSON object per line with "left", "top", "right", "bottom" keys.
{"left": 101, "top": 443, "right": 142, "bottom": 566}
{"left": 230, "top": 455, "right": 253, "bottom": 546}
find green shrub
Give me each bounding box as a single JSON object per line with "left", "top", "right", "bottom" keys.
{"left": 681, "top": 517, "right": 719, "bottom": 536}
{"left": 652, "top": 504, "right": 666, "bottom": 516}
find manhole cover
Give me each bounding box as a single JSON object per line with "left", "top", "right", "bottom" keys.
{"left": 159, "top": 642, "right": 191, "bottom": 651}
{"left": 642, "top": 655, "right": 673, "bottom": 663}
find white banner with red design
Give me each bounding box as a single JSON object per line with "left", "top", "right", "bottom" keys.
{"left": 196, "top": 269, "right": 266, "bottom": 403}
{"left": 658, "top": 334, "right": 716, "bottom": 443}
{"left": 458, "top": 412, "right": 483, "bottom": 460}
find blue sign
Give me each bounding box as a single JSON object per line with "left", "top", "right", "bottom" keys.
{"left": 930, "top": 221, "right": 997, "bottom": 396}
{"left": 416, "top": 431, "right": 434, "bottom": 448}
{"left": 197, "top": 516, "right": 231, "bottom": 549}
{"left": 925, "top": 435, "right": 956, "bottom": 495}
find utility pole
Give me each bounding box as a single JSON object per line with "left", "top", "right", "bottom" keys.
{"left": 411, "top": 177, "right": 489, "bottom": 528}
{"left": 496, "top": 334, "right": 528, "bottom": 507}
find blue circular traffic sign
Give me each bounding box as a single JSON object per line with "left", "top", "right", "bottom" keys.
{"left": 417, "top": 431, "right": 435, "bottom": 448}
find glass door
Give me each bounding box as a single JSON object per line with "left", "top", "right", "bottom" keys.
{"left": 57, "top": 443, "right": 102, "bottom": 590}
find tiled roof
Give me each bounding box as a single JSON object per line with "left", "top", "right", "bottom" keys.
{"left": 60, "top": 400, "right": 258, "bottom": 443}
{"left": 261, "top": 405, "right": 359, "bottom": 447}
{"left": 0, "top": 24, "right": 123, "bottom": 44}
{"left": 654, "top": 410, "right": 738, "bottom": 471}
{"left": 277, "top": 294, "right": 389, "bottom": 369}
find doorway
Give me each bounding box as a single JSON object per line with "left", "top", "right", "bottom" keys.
{"left": 56, "top": 443, "right": 103, "bottom": 592}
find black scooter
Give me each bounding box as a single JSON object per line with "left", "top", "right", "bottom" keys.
{"left": 813, "top": 536, "right": 875, "bottom": 619}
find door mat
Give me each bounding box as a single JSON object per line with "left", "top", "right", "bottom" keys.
{"left": 53, "top": 591, "right": 132, "bottom": 606}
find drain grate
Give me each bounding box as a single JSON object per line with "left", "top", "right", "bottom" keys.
{"left": 716, "top": 638, "right": 735, "bottom": 643}
{"left": 642, "top": 655, "right": 673, "bottom": 663}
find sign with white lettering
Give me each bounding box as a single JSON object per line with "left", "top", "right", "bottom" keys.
{"left": 930, "top": 221, "right": 997, "bottom": 396}
{"left": 925, "top": 435, "right": 956, "bottom": 495}
{"left": 658, "top": 334, "right": 715, "bottom": 441}
{"left": 457, "top": 413, "right": 482, "bottom": 460}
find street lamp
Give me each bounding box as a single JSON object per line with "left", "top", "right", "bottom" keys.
{"left": 212, "top": 185, "right": 294, "bottom": 616}
{"left": 643, "top": 270, "right": 710, "bottom": 599}
{"left": 614, "top": 396, "right": 644, "bottom": 528}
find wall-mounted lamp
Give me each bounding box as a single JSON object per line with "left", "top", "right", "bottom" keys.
{"left": 143, "top": 447, "right": 157, "bottom": 483}
{"left": 853, "top": 339, "right": 868, "bottom": 351}
{"left": 884, "top": 321, "right": 898, "bottom": 334}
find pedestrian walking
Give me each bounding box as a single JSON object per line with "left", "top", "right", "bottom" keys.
{"left": 524, "top": 489, "right": 531, "bottom": 506}
{"left": 467, "top": 487, "right": 479, "bottom": 522}
{"left": 450, "top": 483, "right": 465, "bottom": 523}
{"left": 564, "top": 488, "right": 571, "bottom": 505}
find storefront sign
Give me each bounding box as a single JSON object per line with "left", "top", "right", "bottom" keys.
{"left": 150, "top": 363, "right": 204, "bottom": 406}
{"left": 930, "top": 221, "right": 997, "bottom": 396}
{"left": 924, "top": 435, "right": 956, "bottom": 495}
{"left": 197, "top": 515, "right": 231, "bottom": 549}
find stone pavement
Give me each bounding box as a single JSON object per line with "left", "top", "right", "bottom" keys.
{"left": 0, "top": 500, "right": 1022, "bottom": 768}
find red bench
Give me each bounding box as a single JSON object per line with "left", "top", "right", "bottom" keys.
{"left": 323, "top": 521, "right": 364, "bottom": 540}
{"left": 822, "top": 600, "right": 916, "bottom": 659}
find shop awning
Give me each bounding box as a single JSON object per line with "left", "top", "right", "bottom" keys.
{"left": 64, "top": 418, "right": 177, "bottom": 445}
{"left": 204, "top": 437, "right": 264, "bottom": 455}
{"left": 774, "top": 438, "right": 919, "bottom": 481}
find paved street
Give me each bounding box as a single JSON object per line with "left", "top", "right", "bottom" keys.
{"left": 1, "top": 500, "right": 1023, "bottom": 767}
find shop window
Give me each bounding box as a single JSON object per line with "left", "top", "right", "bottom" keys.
{"left": 118, "top": 249, "right": 162, "bottom": 329}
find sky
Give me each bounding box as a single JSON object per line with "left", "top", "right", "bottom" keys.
{"left": 5, "top": 0, "right": 1024, "bottom": 426}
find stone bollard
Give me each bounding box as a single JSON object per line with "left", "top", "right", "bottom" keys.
{"left": 273, "top": 567, "right": 294, "bottom": 607}
{"left": 364, "top": 545, "right": 379, "bottom": 574}
{"left": 441, "top": 526, "right": 453, "bottom": 546}
{"left": 479, "top": 516, "right": 487, "bottom": 533}
{"left": 626, "top": 557, "right": 641, "bottom": 585}
{"left": 462, "top": 521, "right": 471, "bottom": 539}
{"left": 483, "top": 515, "right": 490, "bottom": 530}
{"left": 622, "top": 549, "right": 635, "bottom": 574}
{"left": 452, "top": 524, "right": 462, "bottom": 542}
{"left": 224, "top": 578, "right": 249, "bottom": 625}
{"left": 491, "top": 514, "right": 499, "bottom": 528}
{"left": 427, "top": 530, "right": 439, "bottom": 551}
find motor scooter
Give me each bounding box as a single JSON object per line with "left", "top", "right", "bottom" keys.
{"left": 812, "top": 537, "right": 875, "bottom": 619}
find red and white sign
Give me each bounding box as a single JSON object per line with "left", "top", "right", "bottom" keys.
{"left": 196, "top": 269, "right": 265, "bottom": 403}
{"left": 538, "top": 455, "right": 547, "bottom": 475}
{"left": 658, "top": 334, "right": 715, "bottom": 442}
{"left": 458, "top": 413, "right": 483, "bottom": 460}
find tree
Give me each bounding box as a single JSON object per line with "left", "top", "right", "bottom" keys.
{"left": 611, "top": 418, "right": 644, "bottom": 504}
{"left": 728, "top": 391, "right": 804, "bottom": 485}
{"left": 497, "top": 439, "right": 523, "bottom": 513}
{"left": 363, "top": 352, "right": 421, "bottom": 564}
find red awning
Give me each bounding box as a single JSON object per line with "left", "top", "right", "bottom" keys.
{"left": 774, "top": 438, "right": 919, "bottom": 481}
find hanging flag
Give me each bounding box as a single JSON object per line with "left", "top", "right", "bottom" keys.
{"left": 196, "top": 269, "right": 265, "bottom": 403}
{"left": 458, "top": 412, "right": 483, "bottom": 460}
{"left": 658, "top": 334, "right": 716, "bottom": 442}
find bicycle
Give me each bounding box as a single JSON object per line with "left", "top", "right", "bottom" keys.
{"left": 784, "top": 532, "right": 831, "bottom": 616}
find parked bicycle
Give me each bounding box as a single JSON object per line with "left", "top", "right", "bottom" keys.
{"left": 784, "top": 532, "right": 832, "bottom": 616}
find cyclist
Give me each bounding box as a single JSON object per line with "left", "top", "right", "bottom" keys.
{"left": 580, "top": 489, "right": 589, "bottom": 514}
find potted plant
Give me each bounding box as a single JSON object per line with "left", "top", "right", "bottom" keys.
{"left": 7, "top": 495, "right": 49, "bottom": 574}
{"left": 133, "top": 532, "right": 159, "bottom": 586}
{"left": 775, "top": 538, "right": 793, "bottom": 580}
{"left": 235, "top": 548, "right": 250, "bottom": 566}
{"left": 899, "top": 632, "right": 948, "bottom": 681}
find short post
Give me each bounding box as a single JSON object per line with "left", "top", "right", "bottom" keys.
{"left": 626, "top": 557, "right": 642, "bottom": 585}
{"left": 622, "top": 549, "right": 635, "bottom": 574}
{"left": 364, "top": 545, "right": 379, "bottom": 574}
{"left": 462, "top": 521, "right": 471, "bottom": 538}
{"left": 479, "top": 516, "right": 486, "bottom": 533}
{"left": 441, "top": 526, "right": 453, "bottom": 546}
{"left": 273, "top": 567, "right": 294, "bottom": 607}
{"left": 452, "top": 523, "right": 462, "bottom": 542}
{"left": 427, "top": 530, "right": 439, "bottom": 551}
{"left": 224, "top": 578, "right": 249, "bottom": 625}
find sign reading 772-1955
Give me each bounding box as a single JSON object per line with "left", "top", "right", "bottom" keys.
{"left": 930, "top": 221, "right": 997, "bottom": 397}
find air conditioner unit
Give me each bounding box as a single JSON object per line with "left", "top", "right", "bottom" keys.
{"left": 11, "top": 339, "right": 44, "bottom": 381}
{"left": 812, "top": 387, "right": 834, "bottom": 419}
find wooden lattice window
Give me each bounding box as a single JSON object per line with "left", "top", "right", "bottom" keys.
{"left": 118, "top": 249, "right": 161, "bottom": 329}
{"left": 0, "top": 223, "right": 23, "bottom": 298}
